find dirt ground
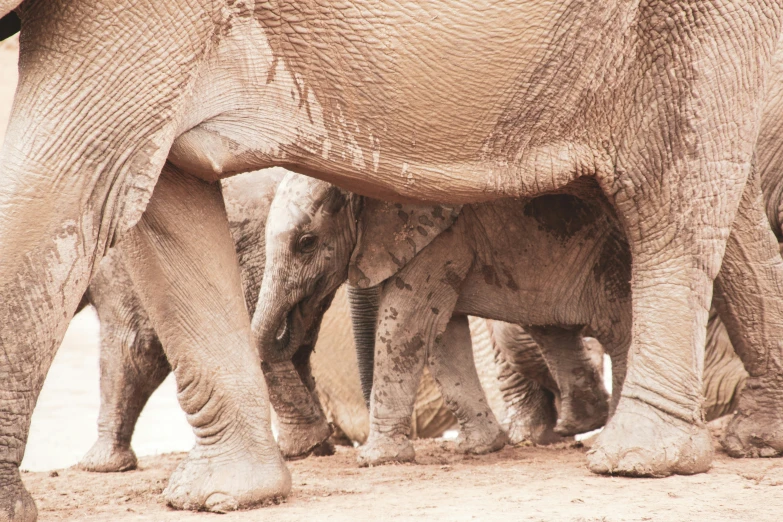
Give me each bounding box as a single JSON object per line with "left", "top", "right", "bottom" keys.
{"left": 3, "top": 25, "right": 783, "bottom": 522}
{"left": 24, "top": 434, "right": 783, "bottom": 522}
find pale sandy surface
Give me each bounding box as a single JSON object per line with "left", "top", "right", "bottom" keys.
{"left": 24, "top": 438, "right": 783, "bottom": 522}
{"left": 2, "top": 30, "right": 783, "bottom": 522}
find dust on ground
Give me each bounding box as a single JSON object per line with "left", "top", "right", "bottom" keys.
{"left": 26, "top": 435, "right": 782, "bottom": 522}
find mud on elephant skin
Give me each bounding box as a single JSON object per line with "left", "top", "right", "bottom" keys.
{"left": 256, "top": 165, "right": 783, "bottom": 473}
{"left": 253, "top": 174, "right": 630, "bottom": 466}
{"left": 79, "top": 169, "right": 464, "bottom": 472}
{"left": 1, "top": 1, "right": 781, "bottom": 518}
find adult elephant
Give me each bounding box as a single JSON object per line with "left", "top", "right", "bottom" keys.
{"left": 0, "top": 1, "right": 781, "bottom": 519}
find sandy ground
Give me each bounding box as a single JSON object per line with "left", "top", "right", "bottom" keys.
{"left": 2, "top": 29, "right": 783, "bottom": 522}
{"left": 24, "top": 437, "right": 783, "bottom": 522}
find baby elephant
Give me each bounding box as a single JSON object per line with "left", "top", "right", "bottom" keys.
{"left": 254, "top": 174, "right": 620, "bottom": 465}
{"left": 254, "top": 170, "right": 776, "bottom": 469}
{"left": 78, "top": 168, "right": 491, "bottom": 472}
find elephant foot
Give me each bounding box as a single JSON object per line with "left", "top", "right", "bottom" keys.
{"left": 163, "top": 444, "right": 291, "bottom": 513}
{"left": 357, "top": 434, "right": 415, "bottom": 467}
{"left": 587, "top": 397, "right": 713, "bottom": 477}
{"left": 722, "top": 381, "right": 783, "bottom": 458}
{"left": 0, "top": 468, "right": 37, "bottom": 522}
{"left": 310, "top": 440, "right": 336, "bottom": 457}
{"left": 554, "top": 391, "right": 610, "bottom": 436}
{"left": 277, "top": 420, "right": 332, "bottom": 460}
{"left": 78, "top": 439, "right": 138, "bottom": 472}
{"left": 455, "top": 426, "right": 509, "bottom": 455}
{"left": 505, "top": 398, "right": 569, "bottom": 445}
{"left": 507, "top": 415, "right": 570, "bottom": 445}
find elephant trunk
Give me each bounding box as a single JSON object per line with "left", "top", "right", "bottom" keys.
{"left": 253, "top": 277, "right": 306, "bottom": 364}
{"left": 347, "top": 284, "right": 382, "bottom": 407}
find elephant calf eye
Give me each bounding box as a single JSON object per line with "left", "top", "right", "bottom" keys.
{"left": 297, "top": 233, "right": 319, "bottom": 254}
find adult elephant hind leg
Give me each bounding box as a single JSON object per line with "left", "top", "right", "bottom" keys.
{"left": 584, "top": 0, "right": 780, "bottom": 475}
{"left": 427, "top": 315, "right": 508, "bottom": 455}
{"left": 713, "top": 168, "right": 783, "bottom": 459}
{"left": 525, "top": 326, "right": 609, "bottom": 437}
{"left": 586, "top": 220, "right": 716, "bottom": 477}
{"left": 122, "top": 164, "right": 290, "bottom": 512}
{"left": 79, "top": 252, "right": 171, "bottom": 472}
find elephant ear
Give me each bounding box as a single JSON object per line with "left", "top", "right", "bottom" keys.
{"left": 348, "top": 200, "right": 461, "bottom": 288}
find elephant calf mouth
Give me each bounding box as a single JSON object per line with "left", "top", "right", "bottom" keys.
{"left": 275, "top": 313, "right": 291, "bottom": 348}
{"left": 273, "top": 304, "right": 308, "bottom": 356}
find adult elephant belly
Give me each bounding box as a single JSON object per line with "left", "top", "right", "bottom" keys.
{"left": 168, "top": 1, "right": 615, "bottom": 203}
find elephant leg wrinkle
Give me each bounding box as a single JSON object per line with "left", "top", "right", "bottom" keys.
{"left": 121, "top": 165, "right": 290, "bottom": 511}
{"left": 713, "top": 167, "right": 783, "bottom": 459}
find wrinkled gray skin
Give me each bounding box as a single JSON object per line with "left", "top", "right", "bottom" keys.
{"left": 255, "top": 174, "right": 626, "bottom": 465}
{"left": 257, "top": 160, "right": 783, "bottom": 469}
{"left": 1, "top": 1, "right": 782, "bottom": 519}
{"left": 78, "top": 169, "right": 464, "bottom": 473}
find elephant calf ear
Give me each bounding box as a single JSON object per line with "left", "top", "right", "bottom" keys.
{"left": 348, "top": 200, "right": 461, "bottom": 288}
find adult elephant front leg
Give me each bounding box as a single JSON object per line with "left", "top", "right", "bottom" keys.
{"left": 712, "top": 165, "right": 783, "bottom": 458}
{"left": 122, "top": 164, "right": 290, "bottom": 512}
{"left": 0, "top": 3, "right": 216, "bottom": 517}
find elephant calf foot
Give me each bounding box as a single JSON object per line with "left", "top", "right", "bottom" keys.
{"left": 722, "top": 379, "right": 783, "bottom": 458}
{"left": 555, "top": 388, "right": 610, "bottom": 437}
{"left": 78, "top": 438, "right": 138, "bottom": 472}
{"left": 310, "top": 440, "right": 336, "bottom": 457}
{"left": 277, "top": 420, "right": 333, "bottom": 460}
{"left": 587, "top": 397, "right": 713, "bottom": 477}
{"left": 164, "top": 443, "right": 291, "bottom": 513}
{"left": 506, "top": 414, "right": 570, "bottom": 446}
{"left": 455, "top": 425, "right": 509, "bottom": 455}
{"left": 505, "top": 390, "right": 569, "bottom": 445}
{"left": 0, "top": 467, "right": 37, "bottom": 522}
{"left": 357, "top": 434, "right": 415, "bottom": 467}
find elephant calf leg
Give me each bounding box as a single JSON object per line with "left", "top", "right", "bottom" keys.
{"left": 122, "top": 164, "right": 289, "bottom": 511}
{"left": 80, "top": 251, "right": 171, "bottom": 472}
{"left": 427, "top": 315, "right": 507, "bottom": 454}
{"left": 523, "top": 326, "right": 609, "bottom": 436}
{"left": 359, "top": 239, "right": 472, "bottom": 467}
{"left": 79, "top": 330, "right": 169, "bottom": 472}
{"left": 488, "top": 321, "right": 566, "bottom": 445}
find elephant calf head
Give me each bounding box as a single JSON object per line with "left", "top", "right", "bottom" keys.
{"left": 253, "top": 172, "right": 460, "bottom": 448}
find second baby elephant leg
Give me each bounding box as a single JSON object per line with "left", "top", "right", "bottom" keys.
{"left": 488, "top": 320, "right": 565, "bottom": 445}
{"left": 426, "top": 314, "right": 508, "bottom": 454}
{"left": 79, "top": 249, "right": 171, "bottom": 472}
{"left": 525, "top": 325, "right": 610, "bottom": 436}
